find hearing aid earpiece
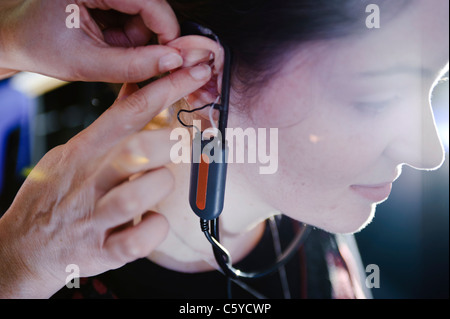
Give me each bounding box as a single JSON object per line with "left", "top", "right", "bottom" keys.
{"left": 178, "top": 22, "right": 232, "bottom": 220}
{"left": 178, "top": 22, "right": 310, "bottom": 283}
{"left": 189, "top": 133, "right": 228, "bottom": 221}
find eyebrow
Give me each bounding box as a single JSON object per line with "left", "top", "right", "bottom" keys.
{"left": 359, "top": 65, "right": 435, "bottom": 78}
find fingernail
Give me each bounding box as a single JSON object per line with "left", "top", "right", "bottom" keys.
{"left": 182, "top": 49, "right": 213, "bottom": 67}
{"left": 116, "top": 83, "right": 137, "bottom": 102}
{"left": 116, "top": 84, "right": 129, "bottom": 102}
{"left": 159, "top": 53, "right": 183, "bottom": 73}
{"left": 189, "top": 64, "right": 212, "bottom": 80}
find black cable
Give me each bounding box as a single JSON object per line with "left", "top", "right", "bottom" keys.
{"left": 226, "top": 275, "right": 233, "bottom": 299}
{"left": 200, "top": 218, "right": 312, "bottom": 281}
{"left": 177, "top": 103, "right": 222, "bottom": 129}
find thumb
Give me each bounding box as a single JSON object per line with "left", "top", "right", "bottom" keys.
{"left": 77, "top": 45, "right": 183, "bottom": 83}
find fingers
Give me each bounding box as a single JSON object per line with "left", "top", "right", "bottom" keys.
{"left": 78, "top": 0, "right": 179, "bottom": 44}
{"left": 167, "top": 36, "right": 224, "bottom": 71}
{"left": 76, "top": 45, "right": 184, "bottom": 83}
{"left": 88, "top": 10, "right": 152, "bottom": 47}
{"left": 93, "top": 129, "right": 176, "bottom": 194}
{"left": 95, "top": 167, "right": 174, "bottom": 229}
{"left": 102, "top": 15, "right": 152, "bottom": 48}
{"left": 82, "top": 64, "right": 212, "bottom": 149}
{"left": 75, "top": 0, "right": 183, "bottom": 82}
{"left": 122, "top": 15, "right": 152, "bottom": 47}
{"left": 117, "top": 83, "right": 140, "bottom": 102}
{"left": 103, "top": 211, "right": 169, "bottom": 264}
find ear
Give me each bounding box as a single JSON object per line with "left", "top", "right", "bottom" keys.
{"left": 167, "top": 35, "right": 225, "bottom": 113}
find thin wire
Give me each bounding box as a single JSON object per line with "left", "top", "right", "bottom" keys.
{"left": 204, "top": 218, "right": 312, "bottom": 280}
{"left": 166, "top": 216, "right": 268, "bottom": 299}
{"left": 269, "top": 215, "right": 291, "bottom": 299}
{"left": 209, "top": 95, "right": 221, "bottom": 130}
{"left": 177, "top": 100, "right": 222, "bottom": 136}
{"left": 177, "top": 103, "right": 213, "bottom": 134}
{"left": 168, "top": 214, "right": 308, "bottom": 299}
{"left": 226, "top": 277, "right": 233, "bottom": 299}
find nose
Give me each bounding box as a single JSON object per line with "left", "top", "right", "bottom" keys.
{"left": 384, "top": 96, "right": 445, "bottom": 171}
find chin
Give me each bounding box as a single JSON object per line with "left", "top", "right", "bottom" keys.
{"left": 290, "top": 202, "right": 377, "bottom": 235}
{"left": 328, "top": 204, "right": 377, "bottom": 234}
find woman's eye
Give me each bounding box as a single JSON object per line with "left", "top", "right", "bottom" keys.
{"left": 354, "top": 96, "right": 400, "bottom": 113}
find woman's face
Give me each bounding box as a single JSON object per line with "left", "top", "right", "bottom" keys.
{"left": 229, "top": 0, "right": 449, "bottom": 233}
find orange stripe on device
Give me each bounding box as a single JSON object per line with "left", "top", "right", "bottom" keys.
{"left": 196, "top": 154, "right": 210, "bottom": 210}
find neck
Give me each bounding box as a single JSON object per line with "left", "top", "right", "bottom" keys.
{"left": 147, "top": 159, "right": 276, "bottom": 273}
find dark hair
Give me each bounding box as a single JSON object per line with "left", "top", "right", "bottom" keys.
{"left": 168, "top": 0, "right": 408, "bottom": 105}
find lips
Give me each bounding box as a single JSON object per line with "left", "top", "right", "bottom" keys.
{"left": 350, "top": 183, "right": 393, "bottom": 203}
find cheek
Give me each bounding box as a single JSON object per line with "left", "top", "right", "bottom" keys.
{"left": 233, "top": 68, "right": 388, "bottom": 233}
{"left": 239, "top": 108, "right": 384, "bottom": 233}
{"left": 277, "top": 113, "right": 377, "bottom": 189}
{"left": 248, "top": 68, "right": 319, "bottom": 128}
{"left": 245, "top": 157, "right": 376, "bottom": 234}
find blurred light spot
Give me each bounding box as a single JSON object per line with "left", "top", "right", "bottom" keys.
{"left": 309, "top": 134, "right": 322, "bottom": 144}
{"left": 112, "top": 154, "right": 150, "bottom": 174}
{"left": 22, "top": 167, "right": 47, "bottom": 182}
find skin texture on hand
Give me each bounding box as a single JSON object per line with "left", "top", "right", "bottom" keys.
{"left": 0, "top": 0, "right": 217, "bottom": 298}
{"left": 0, "top": 62, "right": 212, "bottom": 298}
{"left": 0, "top": 0, "right": 182, "bottom": 82}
